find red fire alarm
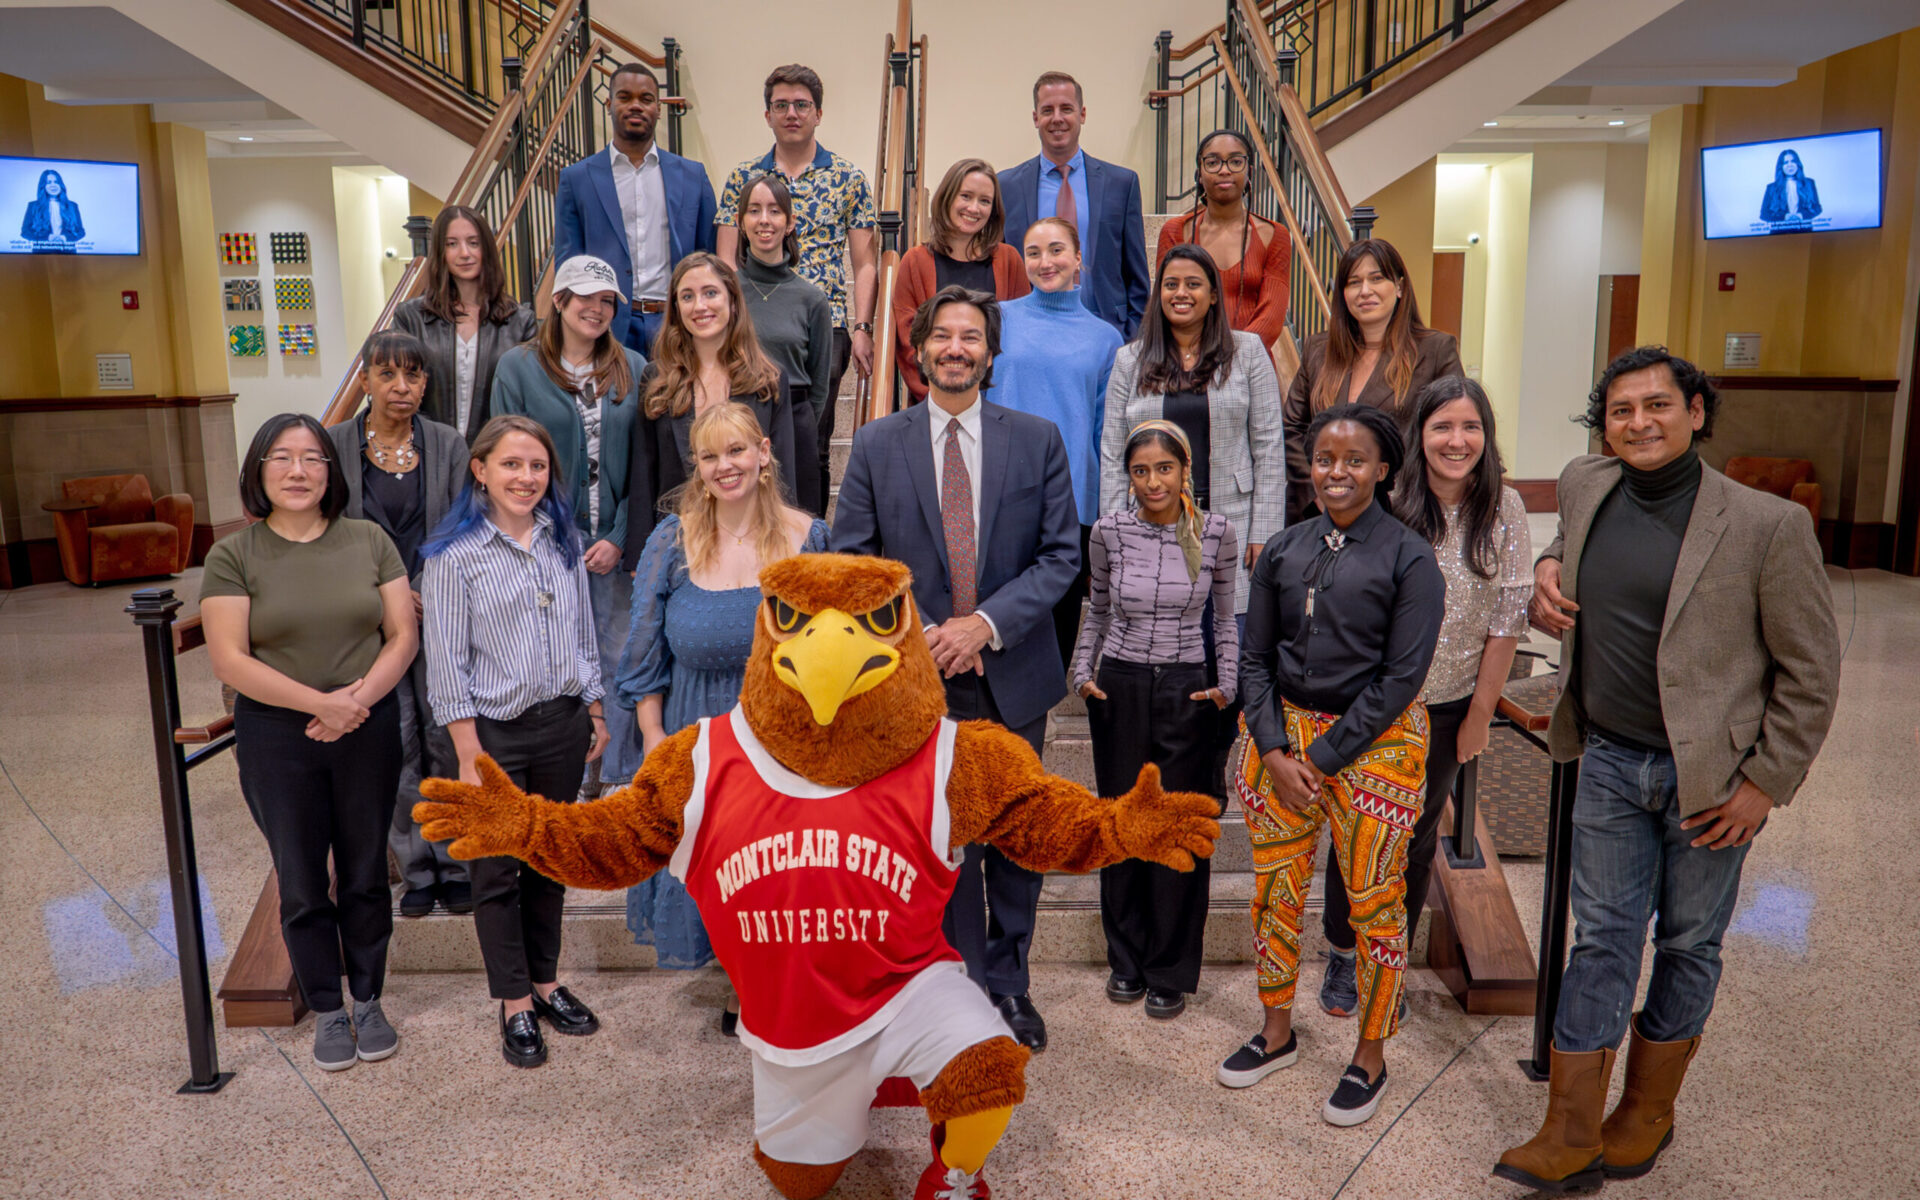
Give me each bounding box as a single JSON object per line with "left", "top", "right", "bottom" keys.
{"left": 121, "top": 290, "right": 139, "bottom": 309}
{"left": 1718, "top": 272, "right": 1736, "bottom": 292}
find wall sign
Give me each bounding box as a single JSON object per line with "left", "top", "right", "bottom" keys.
{"left": 96, "top": 353, "right": 133, "bottom": 390}
{"left": 1723, "top": 332, "right": 1762, "bottom": 370}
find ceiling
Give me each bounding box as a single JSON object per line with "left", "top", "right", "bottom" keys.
{"left": 1557, "top": 0, "right": 1919, "bottom": 88}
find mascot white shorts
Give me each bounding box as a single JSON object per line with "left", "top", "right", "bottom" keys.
{"left": 752, "top": 961, "right": 1012, "bottom": 1164}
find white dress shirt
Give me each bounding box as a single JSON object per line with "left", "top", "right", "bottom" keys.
{"left": 454, "top": 332, "right": 478, "bottom": 434}
{"left": 927, "top": 395, "right": 1001, "bottom": 648}
{"left": 609, "top": 143, "right": 670, "bottom": 302}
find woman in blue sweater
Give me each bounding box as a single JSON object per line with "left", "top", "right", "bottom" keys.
{"left": 984, "top": 215, "right": 1124, "bottom": 670}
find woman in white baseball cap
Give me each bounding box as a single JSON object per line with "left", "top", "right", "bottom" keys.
{"left": 491, "top": 254, "right": 647, "bottom": 797}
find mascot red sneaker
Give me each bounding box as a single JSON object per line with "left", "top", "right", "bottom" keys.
{"left": 417, "top": 554, "right": 1220, "bottom": 1199}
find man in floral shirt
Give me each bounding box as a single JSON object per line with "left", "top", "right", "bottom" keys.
{"left": 718, "top": 63, "right": 877, "bottom": 505}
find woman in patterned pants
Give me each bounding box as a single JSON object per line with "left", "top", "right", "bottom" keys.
{"left": 1214, "top": 403, "right": 1445, "bottom": 1128}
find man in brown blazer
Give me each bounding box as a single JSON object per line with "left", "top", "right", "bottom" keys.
{"left": 1496, "top": 346, "right": 1840, "bottom": 1194}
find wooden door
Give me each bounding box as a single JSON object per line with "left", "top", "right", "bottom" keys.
{"left": 1430, "top": 251, "right": 1465, "bottom": 338}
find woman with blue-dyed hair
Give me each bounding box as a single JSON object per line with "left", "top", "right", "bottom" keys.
{"left": 20, "top": 169, "right": 84, "bottom": 243}
{"left": 421, "top": 413, "right": 608, "bottom": 1069}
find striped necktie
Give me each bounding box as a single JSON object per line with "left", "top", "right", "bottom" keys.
{"left": 941, "top": 419, "right": 977, "bottom": 617}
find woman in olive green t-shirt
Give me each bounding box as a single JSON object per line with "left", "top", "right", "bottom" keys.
{"left": 201, "top": 413, "right": 417, "bottom": 1073}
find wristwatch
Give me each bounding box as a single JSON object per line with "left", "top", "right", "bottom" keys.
{"left": 851, "top": 321, "right": 874, "bottom": 334}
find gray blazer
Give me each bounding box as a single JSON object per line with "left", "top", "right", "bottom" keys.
{"left": 1099, "top": 329, "right": 1284, "bottom": 612}
{"left": 391, "top": 297, "right": 540, "bottom": 443}
{"left": 1541, "top": 455, "right": 1841, "bottom": 816}
{"left": 326, "top": 413, "right": 469, "bottom": 582}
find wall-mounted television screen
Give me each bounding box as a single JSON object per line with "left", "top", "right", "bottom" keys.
{"left": 1701, "top": 128, "right": 1882, "bottom": 240}
{"left": 0, "top": 155, "right": 142, "bottom": 256}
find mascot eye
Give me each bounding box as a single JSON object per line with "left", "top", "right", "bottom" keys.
{"left": 769, "top": 596, "right": 813, "bottom": 634}
{"left": 856, "top": 597, "right": 904, "bottom": 637}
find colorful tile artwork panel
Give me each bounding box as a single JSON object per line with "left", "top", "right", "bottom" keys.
{"left": 274, "top": 276, "right": 315, "bottom": 310}
{"left": 222, "top": 279, "right": 262, "bottom": 312}
{"left": 220, "top": 232, "right": 256, "bottom": 265}
{"left": 228, "top": 324, "right": 266, "bottom": 357}
{"left": 278, "top": 324, "right": 317, "bottom": 356}
{"left": 269, "top": 231, "right": 310, "bottom": 264}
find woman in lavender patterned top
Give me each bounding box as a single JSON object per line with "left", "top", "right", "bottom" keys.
{"left": 1317, "top": 377, "right": 1533, "bottom": 1019}
{"left": 1073, "top": 420, "right": 1238, "bottom": 1020}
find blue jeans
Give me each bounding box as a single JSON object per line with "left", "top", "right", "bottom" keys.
{"left": 587, "top": 564, "right": 641, "bottom": 785}
{"left": 1555, "top": 733, "right": 1751, "bottom": 1053}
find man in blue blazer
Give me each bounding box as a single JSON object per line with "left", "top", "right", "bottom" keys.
{"left": 554, "top": 62, "right": 716, "bottom": 353}
{"left": 831, "top": 285, "right": 1080, "bottom": 1051}
{"left": 1000, "top": 71, "right": 1150, "bottom": 339}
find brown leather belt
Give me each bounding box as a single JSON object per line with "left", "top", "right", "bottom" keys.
{"left": 636, "top": 299, "right": 668, "bottom": 314}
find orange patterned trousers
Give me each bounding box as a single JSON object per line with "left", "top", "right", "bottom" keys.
{"left": 1235, "top": 700, "right": 1428, "bottom": 1040}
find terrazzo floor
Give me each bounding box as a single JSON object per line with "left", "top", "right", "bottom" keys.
{"left": 2, "top": 559, "right": 1914, "bottom": 1199}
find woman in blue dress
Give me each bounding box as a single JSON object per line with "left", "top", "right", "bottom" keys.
{"left": 616, "top": 401, "right": 827, "bottom": 1032}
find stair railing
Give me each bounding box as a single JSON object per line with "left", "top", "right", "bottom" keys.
{"left": 859, "top": 0, "right": 928, "bottom": 428}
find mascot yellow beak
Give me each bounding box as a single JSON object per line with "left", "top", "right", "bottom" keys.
{"left": 772, "top": 607, "right": 902, "bottom": 726}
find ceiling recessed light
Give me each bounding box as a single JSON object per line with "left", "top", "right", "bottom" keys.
{"left": 1483, "top": 121, "right": 1499, "bottom": 127}
{"left": 1608, "top": 120, "right": 1625, "bottom": 127}
{"left": 236, "top": 135, "right": 254, "bottom": 141}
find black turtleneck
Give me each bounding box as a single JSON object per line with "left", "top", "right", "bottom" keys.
{"left": 1575, "top": 447, "right": 1702, "bottom": 751}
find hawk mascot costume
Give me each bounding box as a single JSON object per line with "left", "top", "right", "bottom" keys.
{"left": 417, "top": 554, "right": 1220, "bottom": 1199}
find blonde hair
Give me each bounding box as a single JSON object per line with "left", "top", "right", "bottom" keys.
{"left": 674, "top": 402, "right": 796, "bottom": 575}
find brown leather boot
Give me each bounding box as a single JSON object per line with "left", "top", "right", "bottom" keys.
{"left": 1600, "top": 1015, "right": 1700, "bottom": 1179}
{"left": 1492, "top": 1044, "right": 1616, "bottom": 1194}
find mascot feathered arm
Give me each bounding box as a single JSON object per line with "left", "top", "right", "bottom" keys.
{"left": 944, "top": 720, "right": 1220, "bottom": 874}
{"left": 414, "top": 725, "right": 701, "bottom": 891}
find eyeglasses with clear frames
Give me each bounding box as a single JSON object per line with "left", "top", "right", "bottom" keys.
{"left": 769, "top": 100, "right": 816, "bottom": 116}
{"left": 262, "top": 453, "right": 329, "bottom": 471}
{"left": 1201, "top": 154, "right": 1251, "bottom": 174}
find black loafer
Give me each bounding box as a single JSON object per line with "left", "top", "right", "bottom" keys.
{"left": 500, "top": 1005, "right": 547, "bottom": 1068}
{"left": 1145, "top": 988, "right": 1187, "bottom": 1020}
{"left": 992, "top": 993, "right": 1047, "bottom": 1052}
{"left": 1106, "top": 974, "right": 1146, "bottom": 1005}
{"left": 398, "top": 887, "right": 436, "bottom": 918}
{"left": 720, "top": 1008, "right": 739, "bottom": 1038}
{"left": 530, "top": 985, "right": 599, "bottom": 1036}
{"left": 439, "top": 881, "right": 474, "bottom": 915}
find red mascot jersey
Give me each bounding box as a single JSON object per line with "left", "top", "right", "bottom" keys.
{"left": 671, "top": 707, "right": 964, "bottom": 1066}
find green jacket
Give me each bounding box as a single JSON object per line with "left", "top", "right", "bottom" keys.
{"left": 490, "top": 343, "right": 643, "bottom": 551}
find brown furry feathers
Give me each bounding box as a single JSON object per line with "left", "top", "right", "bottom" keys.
{"left": 919, "top": 1036, "right": 1030, "bottom": 1122}
{"left": 759, "top": 552, "right": 913, "bottom": 615}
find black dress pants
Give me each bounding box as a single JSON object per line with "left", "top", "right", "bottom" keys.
{"left": 1324, "top": 694, "right": 1472, "bottom": 949}
{"left": 817, "top": 327, "right": 852, "bottom": 510}
{"left": 1087, "top": 658, "right": 1220, "bottom": 994}
{"left": 234, "top": 692, "right": 403, "bottom": 1014}
{"left": 941, "top": 671, "right": 1047, "bottom": 998}
{"left": 471, "top": 697, "right": 592, "bottom": 1000}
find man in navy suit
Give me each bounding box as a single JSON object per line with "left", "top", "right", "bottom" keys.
{"left": 554, "top": 62, "right": 716, "bottom": 353}
{"left": 831, "top": 285, "right": 1080, "bottom": 1051}
{"left": 1000, "top": 71, "right": 1150, "bottom": 339}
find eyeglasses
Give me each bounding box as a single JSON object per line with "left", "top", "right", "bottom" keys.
{"left": 1201, "top": 154, "right": 1251, "bottom": 174}
{"left": 769, "top": 100, "right": 816, "bottom": 116}
{"left": 262, "top": 454, "right": 329, "bottom": 471}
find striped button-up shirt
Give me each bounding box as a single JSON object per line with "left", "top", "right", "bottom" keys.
{"left": 423, "top": 511, "right": 604, "bottom": 726}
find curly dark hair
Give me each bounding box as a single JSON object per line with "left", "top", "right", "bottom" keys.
{"left": 1581, "top": 345, "right": 1718, "bottom": 441}
{"left": 1304, "top": 403, "right": 1406, "bottom": 497}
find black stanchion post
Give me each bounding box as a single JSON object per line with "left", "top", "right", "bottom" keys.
{"left": 1441, "top": 755, "right": 1485, "bottom": 869}
{"left": 127, "top": 587, "right": 232, "bottom": 1095}
{"left": 1522, "top": 757, "right": 1580, "bottom": 1080}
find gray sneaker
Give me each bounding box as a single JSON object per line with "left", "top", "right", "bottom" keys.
{"left": 1319, "top": 947, "right": 1358, "bottom": 1018}
{"left": 313, "top": 1008, "right": 356, "bottom": 1071}
{"left": 352, "top": 996, "right": 399, "bottom": 1062}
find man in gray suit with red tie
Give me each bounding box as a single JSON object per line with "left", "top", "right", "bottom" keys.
{"left": 831, "top": 285, "right": 1080, "bottom": 1051}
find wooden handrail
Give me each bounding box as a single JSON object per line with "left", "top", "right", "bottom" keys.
{"left": 1215, "top": 36, "right": 1332, "bottom": 318}
{"left": 1147, "top": 61, "right": 1224, "bottom": 101}
{"left": 866, "top": 251, "right": 902, "bottom": 426}
{"left": 1168, "top": 0, "right": 1303, "bottom": 61}
{"left": 1230, "top": 0, "right": 1354, "bottom": 234}
{"left": 498, "top": 40, "right": 605, "bottom": 236}
{"left": 513, "top": 0, "right": 587, "bottom": 99}
{"left": 487, "top": 0, "right": 669, "bottom": 68}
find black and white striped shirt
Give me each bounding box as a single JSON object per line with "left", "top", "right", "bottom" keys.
{"left": 423, "top": 511, "right": 604, "bottom": 725}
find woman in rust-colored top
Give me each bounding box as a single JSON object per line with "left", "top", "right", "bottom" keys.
{"left": 1157, "top": 129, "right": 1290, "bottom": 351}
{"left": 893, "top": 157, "right": 1029, "bottom": 402}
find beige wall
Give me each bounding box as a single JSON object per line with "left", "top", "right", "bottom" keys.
{"left": 601, "top": 0, "right": 1221, "bottom": 205}
{"left": 1360, "top": 157, "right": 1436, "bottom": 321}
{"left": 1483, "top": 155, "right": 1532, "bottom": 469}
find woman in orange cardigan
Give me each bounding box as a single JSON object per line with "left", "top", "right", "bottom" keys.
{"left": 1157, "top": 130, "right": 1290, "bottom": 351}
{"left": 894, "top": 157, "right": 1029, "bottom": 402}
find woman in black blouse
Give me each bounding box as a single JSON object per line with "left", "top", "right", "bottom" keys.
{"left": 1216, "top": 403, "right": 1444, "bottom": 1130}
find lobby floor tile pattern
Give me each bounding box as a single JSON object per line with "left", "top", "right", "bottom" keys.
{"left": 2, "top": 564, "right": 1914, "bottom": 1199}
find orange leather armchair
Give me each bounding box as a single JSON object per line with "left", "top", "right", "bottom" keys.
{"left": 46, "top": 474, "right": 194, "bottom": 586}
{"left": 1724, "top": 456, "right": 1821, "bottom": 527}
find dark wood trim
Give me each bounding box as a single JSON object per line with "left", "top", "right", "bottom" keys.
{"left": 1318, "top": 0, "right": 1573, "bottom": 151}
{"left": 1823, "top": 520, "right": 1896, "bottom": 571}
{"left": 1510, "top": 478, "right": 1558, "bottom": 513}
{"left": 0, "top": 540, "right": 25, "bottom": 590}
{"left": 218, "top": 870, "right": 307, "bottom": 1026}
{"left": 0, "top": 393, "right": 238, "bottom": 415}
{"left": 1710, "top": 376, "right": 1899, "bottom": 392}
{"left": 190, "top": 517, "right": 252, "bottom": 567}
{"left": 1899, "top": 301, "right": 1920, "bottom": 574}
{"left": 219, "top": 0, "right": 488, "bottom": 145}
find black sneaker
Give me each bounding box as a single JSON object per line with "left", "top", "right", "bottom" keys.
{"left": 1105, "top": 974, "right": 1146, "bottom": 1005}
{"left": 1216, "top": 1031, "right": 1298, "bottom": 1088}
{"left": 398, "top": 887, "right": 436, "bottom": 918}
{"left": 1323, "top": 1063, "right": 1388, "bottom": 1126}
{"left": 439, "top": 881, "right": 474, "bottom": 915}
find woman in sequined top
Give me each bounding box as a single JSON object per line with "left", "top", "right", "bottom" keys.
{"left": 1317, "top": 376, "right": 1532, "bottom": 1020}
